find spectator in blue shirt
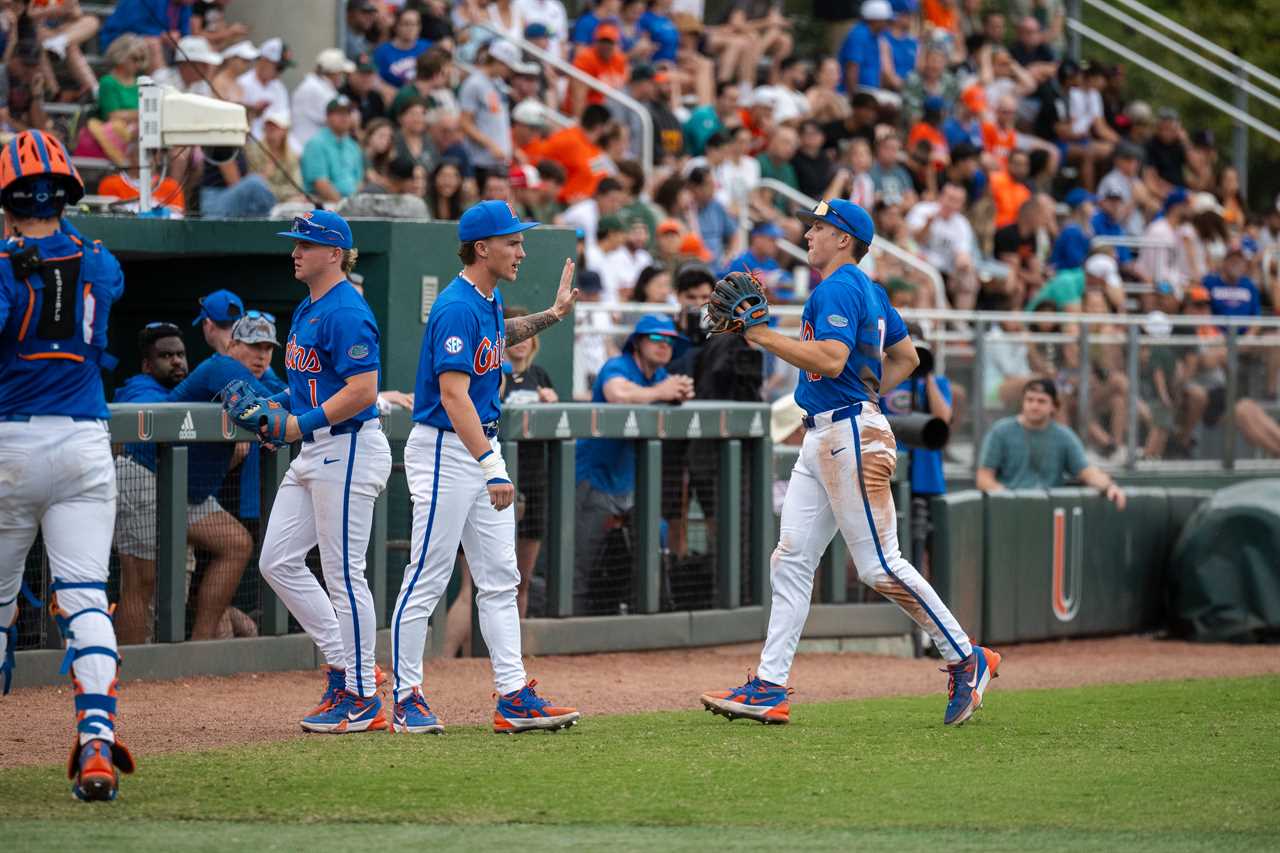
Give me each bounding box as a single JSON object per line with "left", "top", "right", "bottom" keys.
{"left": 688, "top": 166, "right": 737, "bottom": 267}
{"left": 573, "top": 315, "right": 693, "bottom": 612}
{"left": 1090, "top": 188, "right": 1132, "bottom": 266}
{"left": 638, "top": 0, "right": 680, "bottom": 63}
{"left": 838, "top": 0, "right": 893, "bottom": 91}
{"left": 572, "top": 0, "right": 622, "bottom": 47}
{"left": 101, "top": 0, "right": 192, "bottom": 67}
{"left": 1050, "top": 188, "right": 1095, "bottom": 271}
{"left": 883, "top": 0, "right": 919, "bottom": 89}
{"left": 1204, "top": 248, "right": 1261, "bottom": 333}
{"left": 373, "top": 6, "right": 432, "bottom": 91}
{"left": 301, "top": 96, "right": 365, "bottom": 202}
{"left": 723, "top": 222, "right": 794, "bottom": 300}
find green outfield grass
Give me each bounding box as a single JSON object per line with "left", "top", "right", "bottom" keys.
{"left": 2, "top": 676, "right": 1278, "bottom": 852}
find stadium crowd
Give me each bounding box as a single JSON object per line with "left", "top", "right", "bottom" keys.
{"left": 6, "top": 0, "right": 1280, "bottom": 468}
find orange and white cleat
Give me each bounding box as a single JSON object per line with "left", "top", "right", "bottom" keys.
{"left": 493, "top": 680, "right": 580, "bottom": 733}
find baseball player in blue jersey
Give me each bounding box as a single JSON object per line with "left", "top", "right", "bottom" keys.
{"left": 0, "top": 130, "right": 135, "bottom": 799}
{"left": 230, "top": 210, "right": 393, "bottom": 734}
{"left": 700, "top": 199, "right": 1000, "bottom": 726}
{"left": 390, "top": 200, "right": 581, "bottom": 734}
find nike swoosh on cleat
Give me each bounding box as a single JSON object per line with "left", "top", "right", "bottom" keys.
{"left": 323, "top": 457, "right": 341, "bottom": 464}
{"left": 830, "top": 447, "right": 847, "bottom": 456}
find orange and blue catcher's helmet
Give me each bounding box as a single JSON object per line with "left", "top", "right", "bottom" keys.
{"left": 0, "top": 130, "right": 84, "bottom": 218}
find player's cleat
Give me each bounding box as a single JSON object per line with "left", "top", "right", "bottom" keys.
{"left": 943, "top": 645, "right": 1001, "bottom": 726}
{"left": 700, "top": 674, "right": 792, "bottom": 724}
{"left": 67, "top": 738, "right": 135, "bottom": 802}
{"left": 391, "top": 687, "right": 445, "bottom": 734}
{"left": 305, "top": 664, "right": 388, "bottom": 720}
{"left": 493, "top": 680, "right": 580, "bottom": 733}
{"left": 301, "top": 690, "right": 388, "bottom": 734}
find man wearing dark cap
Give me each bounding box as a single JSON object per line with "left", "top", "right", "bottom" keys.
{"left": 615, "top": 64, "right": 683, "bottom": 165}
{"left": 345, "top": 0, "right": 379, "bottom": 60}
{"left": 977, "top": 378, "right": 1127, "bottom": 507}
{"left": 340, "top": 52, "right": 389, "bottom": 125}
{"left": 300, "top": 95, "right": 363, "bottom": 202}
{"left": 1144, "top": 107, "right": 1188, "bottom": 195}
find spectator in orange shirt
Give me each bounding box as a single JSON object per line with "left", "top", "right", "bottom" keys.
{"left": 922, "top": 0, "right": 959, "bottom": 35}
{"left": 97, "top": 149, "right": 186, "bottom": 216}
{"left": 989, "top": 149, "right": 1033, "bottom": 229}
{"left": 511, "top": 99, "right": 549, "bottom": 164}
{"left": 538, "top": 103, "right": 617, "bottom": 203}
{"left": 907, "top": 94, "right": 951, "bottom": 168}
{"left": 569, "top": 22, "right": 630, "bottom": 117}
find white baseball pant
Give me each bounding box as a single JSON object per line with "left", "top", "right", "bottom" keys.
{"left": 259, "top": 422, "right": 391, "bottom": 698}
{"left": 0, "top": 419, "right": 121, "bottom": 743}
{"left": 758, "top": 405, "right": 973, "bottom": 684}
{"left": 391, "top": 423, "right": 526, "bottom": 701}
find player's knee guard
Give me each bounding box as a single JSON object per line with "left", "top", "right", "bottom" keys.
{"left": 49, "top": 580, "right": 121, "bottom": 742}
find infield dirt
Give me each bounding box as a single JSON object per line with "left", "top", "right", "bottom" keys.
{"left": 4, "top": 635, "right": 1278, "bottom": 769}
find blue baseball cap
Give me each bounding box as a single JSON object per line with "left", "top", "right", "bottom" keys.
{"left": 623, "top": 313, "right": 690, "bottom": 358}
{"left": 751, "top": 221, "right": 784, "bottom": 239}
{"left": 922, "top": 94, "right": 946, "bottom": 114}
{"left": 275, "top": 209, "right": 354, "bottom": 249}
{"left": 458, "top": 200, "right": 540, "bottom": 243}
{"left": 797, "top": 198, "right": 875, "bottom": 245}
{"left": 1162, "top": 186, "right": 1189, "bottom": 213}
{"left": 524, "top": 22, "right": 550, "bottom": 39}
{"left": 1064, "top": 187, "right": 1095, "bottom": 209}
{"left": 192, "top": 289, "right": 244, "bottom": 326}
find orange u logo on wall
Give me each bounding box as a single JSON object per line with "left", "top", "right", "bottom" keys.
{"left": 1051, "top": 506, "right": 1083, "bottom": 622}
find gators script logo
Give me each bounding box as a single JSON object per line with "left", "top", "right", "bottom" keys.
{"left": 285, "top": 335, "right": 322, "bottom": 373}
{"left": 473, "top": 336, "right": 504, "bottom": 375}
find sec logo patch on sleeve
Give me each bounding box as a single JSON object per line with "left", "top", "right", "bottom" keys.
{"left": 444, "top": 336, "right": 464, "bottom": 354}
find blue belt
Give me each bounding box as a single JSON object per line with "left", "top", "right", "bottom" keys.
{"left": 0, "top": 414, "right": 102, "bottom": 423}
{"left": 438, "top": 422, "right": 498, "bottom": 439}
{"left": 801, "top": 402, "right": 863, "bottom": 430}
{"left": 302, "top": 419, "right": 365, "bottom": 444}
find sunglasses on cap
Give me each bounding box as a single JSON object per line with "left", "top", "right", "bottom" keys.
{"left": 809, "top": 200, "right": 860, "bottom": 238}
{"left": 646, "top": 333, "right": 675, "bottom": 343}
{"left": 289, "top": 216, "right": 347, "bottom": 244}
{"left": 245, "top": 309, "right": 276, "bottom": 324}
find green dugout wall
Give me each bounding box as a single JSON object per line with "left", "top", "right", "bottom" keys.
{"left": 68, "top": 214, "right": 578, "bottom": 398}
{"left": 931, "top": 487, "right": 1212, "bottom": 645}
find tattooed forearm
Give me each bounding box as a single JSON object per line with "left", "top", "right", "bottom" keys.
{"left": 504, "top": 309, "right": 560, "bottom": 346}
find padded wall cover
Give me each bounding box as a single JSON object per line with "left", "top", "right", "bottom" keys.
{"left": 1169, "top": 479, "right": 1280, "bottom": 643}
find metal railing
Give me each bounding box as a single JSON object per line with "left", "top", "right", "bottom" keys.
{"left": 1066, "top": 0, "right": 1280, "bottom": 186}
{"left": 578, "top": 303, "right": 1280, "bottom": 474}
{"left": 465, "top": 22, "right": 654, "bottom": 187}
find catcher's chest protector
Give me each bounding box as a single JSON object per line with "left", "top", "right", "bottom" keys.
{"left": 1, "top": 228, "right": 118, "bottom": 369}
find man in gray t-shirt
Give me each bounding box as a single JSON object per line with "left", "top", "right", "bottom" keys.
{"left": 459, "top": 43, "right": 526, "bottom": 172}
{"left": 977, "top": 378, "right": 1127, "bottom": 508}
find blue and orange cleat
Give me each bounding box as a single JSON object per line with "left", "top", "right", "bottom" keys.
{"left": 301, "top": 690, "right": 388, "bottom": 734}
{"left": 391, "top": 687, "right": 445, "bottom": 734}
{"left": 493, "top": 680, "right": 580, "bottom": 733}
{"left": 68, "top": 738, "right": 135, "bottom": 802}
{"left": 700, "top": 674, "right": 792, "bottom": 724}
{"left": 943, "top": 645, "right": 1001, "bottom": 726}
{"left": 305, "top": 664, "right": 387, "bottom": 722}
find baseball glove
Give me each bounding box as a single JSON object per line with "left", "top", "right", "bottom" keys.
{"left": 221, "top": 379, "right": 289, "bottom": 447}
{"left": 702, "top": 271, "right": 770, "bottom": 335}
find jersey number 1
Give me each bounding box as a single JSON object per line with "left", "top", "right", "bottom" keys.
{"left": 308, "top": 379, "right": 318, "bottom": 407}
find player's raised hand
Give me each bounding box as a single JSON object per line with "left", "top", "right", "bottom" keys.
{"left": 551, "top": 258, "right": 579, "bottom": 320}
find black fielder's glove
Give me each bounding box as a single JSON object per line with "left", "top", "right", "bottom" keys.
{"left": 221, "top": 379, "right": 289, "bottom": 448}
{"left": 701, "top": 271, "right": 771, "bottom": 336}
